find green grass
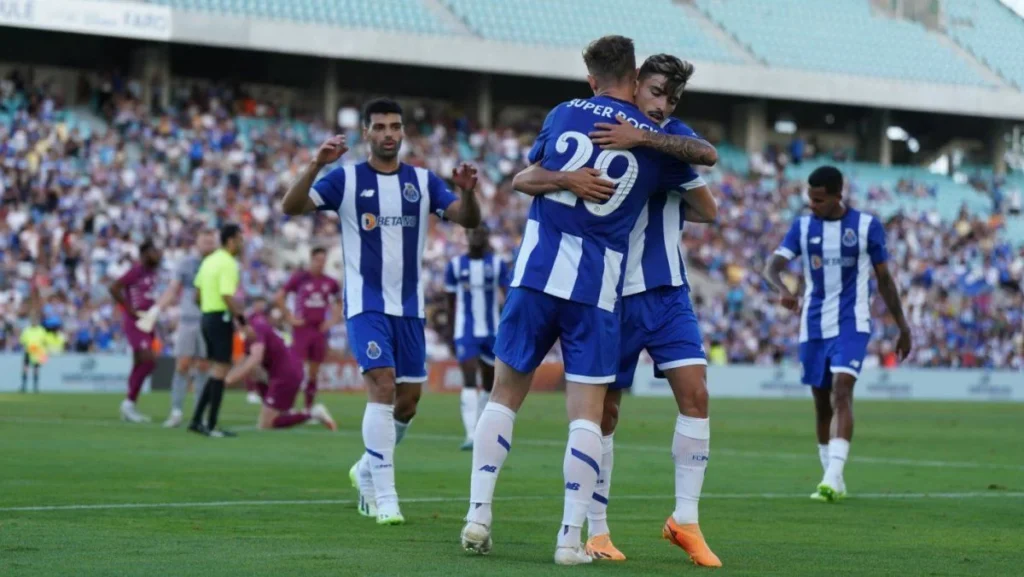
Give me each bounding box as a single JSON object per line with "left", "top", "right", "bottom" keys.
{"left": 1, "top": 392, "right": 1022, "bottom": 576}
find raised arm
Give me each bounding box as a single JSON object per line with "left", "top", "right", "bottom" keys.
{"left": 442, "top": 163, "right": 482, "bottom": 229}
{"left": 281, "top": 136, "right": 348, "bottom": 216}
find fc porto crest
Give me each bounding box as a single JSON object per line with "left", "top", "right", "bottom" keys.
{"left": 842, "top": 228, "right": 858, "bottom": 247}
{"left": 367, "top": 341, "right": 382, "bottom": 360}
{"left": 402, "top": 182, "right": 421, "bottom": 203}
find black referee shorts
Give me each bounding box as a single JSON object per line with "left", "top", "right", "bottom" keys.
{"left": 201, "top": 312, "right": 235, "bottom": 364}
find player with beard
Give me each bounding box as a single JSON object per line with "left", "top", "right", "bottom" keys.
{"left": 282, "top": 98, "right": 482, "bottom": 525}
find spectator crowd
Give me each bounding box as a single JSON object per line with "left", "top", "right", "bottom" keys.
{"left": 1, "top": 69, "right": 1021, "bottom": 370}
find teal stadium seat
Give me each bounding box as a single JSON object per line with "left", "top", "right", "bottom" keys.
{"left": 143, "top": 0, "right": 450, "bottom": 34}
{"left": 944, "top": 0, "right": 1024, "bottom": 89}
{"left": 439, "top": 0, "right": 742, "bottom": 63}
{"left": 695, "top": 0, "right": 991, "bottom": 86}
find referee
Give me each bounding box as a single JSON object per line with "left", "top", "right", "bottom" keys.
{"left": 190, "top": 223, "right": 245, "bottom": 438}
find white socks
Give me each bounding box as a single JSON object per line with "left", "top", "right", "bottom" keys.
{"left": 467, "top": 402, "right": 516, "bottom": 527}
{"left": 478, "top": 391, "right": 490, "bottom": 422}
{"left": 586, "top": 434, "right": 614, "bottom": 538}
{"left": 824, "top": 438, "right": 850, "bottom": 485}
{"left": 362, "top": 403, "right": 398, "bottom": 512}
{"left": 558, "top": 419, "right": 603, "bottom": 548}
{"left": 460, "top": 388, "right": 479, "bottom": 440}
{"left": 818, "top": 444, "right": 830, "bottom": 472}
{"left": 672, "top": 415, "right": 710, "bottom": 525}
{"left": 357, "top": 414, "right": 412, "bottom": 496}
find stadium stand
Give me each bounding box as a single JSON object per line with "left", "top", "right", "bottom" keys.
{"left": 1, "top": 68, "right": 1020, "bottom": 368}
{"left": 945, "top": 0, "right": 1024, "bottom": 89}
{"left": 144, "top": 0, "right": 451, "bottom": 34}
{"left": 439, "top": 0, "right": 742, "bottom": 63}
{"left": 695, "top": 0, "right": 991, "bottom": 86}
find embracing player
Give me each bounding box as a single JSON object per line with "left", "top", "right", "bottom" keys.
{"left": 460, "top": 36, "right": 717, "bottom": 565}
{"left": 108, "top": 240, "right": 162, "bottom": 423}
{"left": 224, "top": 305, "right": 337, "bottom": 431}
{"left": 275, "top": 247, "right": 342, "bottom": 409}
{"left": 282, "top": 98, "right": 482, "bottom": 525}
{"left": 445, "top": 225, "right": 510, "bottom": 450}
{"left": 514, "top": 53, "right": 721, "bottom": 565}
{"left": 763, "top": 166, "right": 911, "bottom": 501}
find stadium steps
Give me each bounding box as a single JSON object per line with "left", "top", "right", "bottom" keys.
{"left": 419, "top": 0, "right": 474, "bottom": 35}
{"left": 676, "top": 0, "right": 762, "bottom": 65}
{"left": 931, "top": 26, "right": 1011, "bottom": 88}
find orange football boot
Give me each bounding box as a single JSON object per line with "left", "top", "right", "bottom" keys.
{"left": 662, "top": 517, "right": 722, "bottom": 567}
{"left": 584, "top": 534, "right": 626, "bottom": 561}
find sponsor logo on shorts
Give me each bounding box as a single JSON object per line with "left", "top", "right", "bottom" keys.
{"left": 366, "top": 341, "right": 382, "bottom": 360}
{"left": 402, "top": 182, "right": 421, "bottom": 203}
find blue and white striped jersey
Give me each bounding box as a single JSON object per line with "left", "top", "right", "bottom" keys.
{"left": 622, "top": 117, "right": 705, "bottom": 297}
{"left": 309, "top": 161, "right": 457, "bottom": 319}
{"left": 512, "top": 96, "right": 698, "bottom": 312}
{"left": 774, "top": 208, "right": 889, "bottom": 342}
{"left": 445, "top": 253, "right": 510, "bottom": 340}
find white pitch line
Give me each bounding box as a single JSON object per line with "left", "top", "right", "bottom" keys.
{"left": 3, "top": 492, "right": 1023, "bottom": 513}
{"left": 3, "top": 415, "right": 1024, "bottom": 472}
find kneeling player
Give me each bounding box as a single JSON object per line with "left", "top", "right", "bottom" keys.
{"left": 445, "top": 226, "right": 510, "bottom": 450}
{"left": 226, "top": 313, "right": 337, "bottom": 432}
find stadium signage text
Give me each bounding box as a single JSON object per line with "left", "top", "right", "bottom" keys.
{"left": 0, "top": 0, "right": 171, "bottom": 41}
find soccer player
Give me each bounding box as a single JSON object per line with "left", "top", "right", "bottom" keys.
{"left": 225, "top": 308, "right": 337, "bottom": 431}
{"left": 763, "top": 166, "right": 912, "bottom": 502}
{"left": 514, "top": 53, "right": 721, "bottom": 565}
{"left": 281, "top": 98, "right": 482, "bottom": 525}
{"left": 275, "top": 247, "right": 342, "bottom": 409}
{"left": 190, "top": 224, "right": 246, "bottom": 438}
{"left": 460, "top": 36, "right": 716, "bottom": 565}
{"left": 108, "top": 240, "right": 162, "bottom": 423}
{"left": 444, "top": 225, "right": 510, "bottom": 450}
{"left": 160, "top": 229, "right": 217, "bottom": 428}
{"left": 19, "top": 311, "right": 47, "bottom": 393}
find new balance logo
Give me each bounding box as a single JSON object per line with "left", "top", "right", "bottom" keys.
{"left": 360, "top": 189, "right": 376, "bottom": 197}
{"left": 565, "top": 482, "right": 580, "bottom": 491}
{"left": 810, "top": 237, "right": 821, "bottom": 244}
{"left": 478, "top": 465, "right": 497, "bottom": 473}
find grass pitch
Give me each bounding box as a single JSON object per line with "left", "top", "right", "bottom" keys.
{"left": 1, "top": 392, "right": 1022, "bottom": 576}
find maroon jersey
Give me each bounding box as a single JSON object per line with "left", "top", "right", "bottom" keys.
{"left": 118, "top": 262, "right": 158, "bottom": 314}
{"left": 283, "top": 271, "right": 341, "bottom": 326}
{"left": 248, "top": 315, "right": 303, "bottom": 383}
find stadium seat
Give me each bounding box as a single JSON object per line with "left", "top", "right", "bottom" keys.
{"left": 694, "top": 0, "right": 991, "bottom": 86}
{"left": 944, "top": 0, "right": 1024, "bottom": 89}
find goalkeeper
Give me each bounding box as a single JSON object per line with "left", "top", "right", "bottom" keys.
{"left": 20, "top": 312, "right": 64, "bottom": 393}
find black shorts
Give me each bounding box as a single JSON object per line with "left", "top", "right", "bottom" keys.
{"left": 23, "top": 352, "right": 38, "bottom": 369}
{"left": 201, "top": 312, "right": 235, "bottom": 364}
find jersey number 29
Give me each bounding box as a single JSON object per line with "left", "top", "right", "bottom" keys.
{"left": 548, "top": 131, "right": 638, "bottom": 216}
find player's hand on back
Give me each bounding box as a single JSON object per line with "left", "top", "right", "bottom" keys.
{"left": 563, "top": 168, "right": 615, "bottom": 203}
{"left": 452, "top": 163, "right": 478, "bottom": 192}
{"left": 314, "top": 136, "right": 348, "bottom": 167}
{"left": 589, "top": 115, "right": 645, "bottom": 150}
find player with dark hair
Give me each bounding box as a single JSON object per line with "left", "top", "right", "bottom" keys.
{"left": 276, "top": 246, "right": 342, "bottom": 409}
{"left": 282, "top": 97, "right": 482, "bottom": 525}
{"left": 461, "top": 36, "right": 716, "bottom": 565}
{"left": 109, "top": 240, "right": 163, "bottom": 423}
{"left": 190, "top": 223, "right": 246, "bottom": 438}
{"left": 513, "top": 52, "right": 721, "bottom": 565}
{"left": 225, "top": 308, "right": 337, "bottom": 431}
{"left": 764, "top": 165, "right": 912, "bottom": 502}
{"left": 444, "top": 225, "right": 510, "bottom": 450}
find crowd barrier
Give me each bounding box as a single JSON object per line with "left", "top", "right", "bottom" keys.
{"left": 2, "top": 354, "right": 1018, "bottom": 401}
{"left": 632, "top": 362, "right": 1024, "bottom": 402}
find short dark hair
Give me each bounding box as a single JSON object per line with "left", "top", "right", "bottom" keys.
{"left": 582, "top": 35, "right": 636, "bottom": 85}
{"left": 808, "top": 166, "right": 844, "bottom": 195}
{"left": 311, "top": 247, "right": 327, "bottom": 257}
{"left": 639, "top": 54, "right": 695, "bottom": 98}
{"left": 220, "top": 223, "right": 242, "bottom": 245}
{"left": 362, "top": 98, "right": 403, "bottom": 127}
{"left": 139, "top": 239, "right": 156, "bottom": 253}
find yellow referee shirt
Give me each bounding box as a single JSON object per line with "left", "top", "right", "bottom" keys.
{"left": 194, "top": 248, "right": 240, "bottom": 313}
